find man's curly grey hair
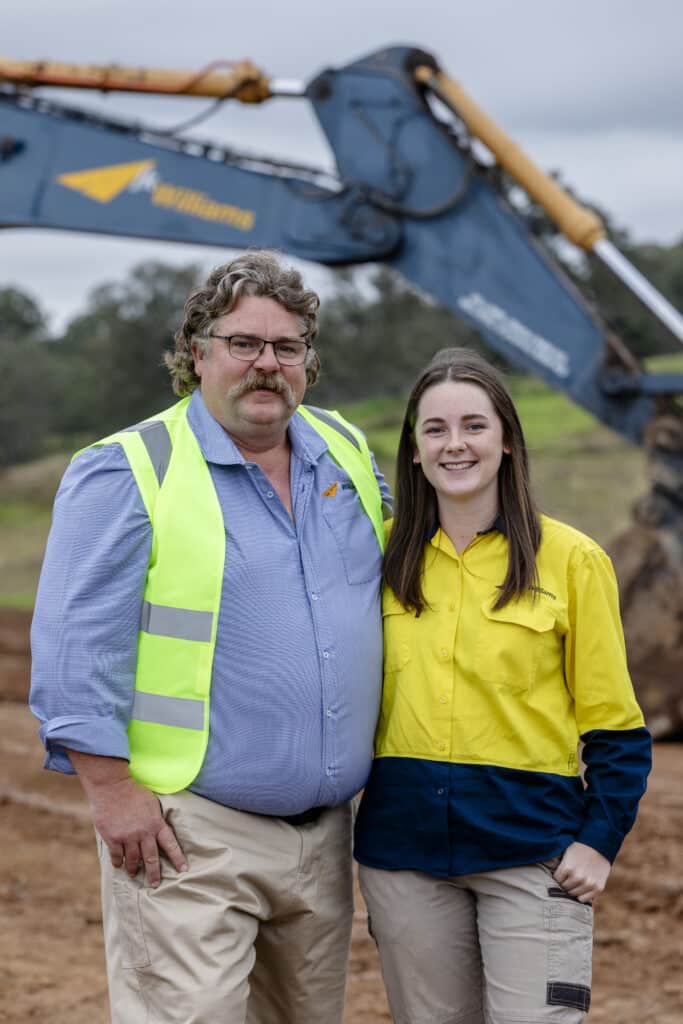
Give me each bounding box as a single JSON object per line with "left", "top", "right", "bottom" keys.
{"left": 165, "top": 250, "right": 321, "bottom": 395}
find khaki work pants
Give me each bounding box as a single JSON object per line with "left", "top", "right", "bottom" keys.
{"left": 360, "top": 860, "right": 593, "bottom": 1024}
{"left": 98, "top": 791, "right": 354, "bottom": 1024}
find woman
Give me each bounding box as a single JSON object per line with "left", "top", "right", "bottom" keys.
{"left": 355, "top": 348, "right": 651, "bottom": 1024}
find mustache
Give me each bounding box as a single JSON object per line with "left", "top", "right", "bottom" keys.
{"left": 228, "top": 369, "right": 297, "bottom": 407}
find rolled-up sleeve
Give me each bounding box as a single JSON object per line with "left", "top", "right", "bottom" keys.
{"left": 29, "top": 444, "right": 152, "bottom": 772}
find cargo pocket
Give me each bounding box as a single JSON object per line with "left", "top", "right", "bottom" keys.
{"left": 111, "top": 878, "right": 151, "bottom": 969}
{"left": 545, "top": 896, "right": 592, "bottom": 1013}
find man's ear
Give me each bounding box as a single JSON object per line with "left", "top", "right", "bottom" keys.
{"left": 191, "top": 341, "right": 204, "bottom": 378}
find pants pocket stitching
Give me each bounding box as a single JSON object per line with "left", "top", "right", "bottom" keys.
{"left": 112, "top": 880, "right": 151, "bottom": 969}
{"left": 544, "top": 900, "right": 592, "bottom": 1009}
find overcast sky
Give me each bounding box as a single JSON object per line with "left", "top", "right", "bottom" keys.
{"left": 2, "top": 0, "right": 682, "bottom": 330}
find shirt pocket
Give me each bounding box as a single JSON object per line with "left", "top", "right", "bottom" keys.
{"left": 382, "top": 589, "right": 412, "bottom": 673}
{"left": 475, "top": 599, "right": 558, "bottom": 695}
{"left": 322, "top": 494, "right": 382, "bottom": 585}
{"left": 376, "top": 590, "right": 414, "bottom": 751}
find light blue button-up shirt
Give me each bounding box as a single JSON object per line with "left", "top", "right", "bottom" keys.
{"left": 30, "top": 391, "right": 390, "bottom": 814}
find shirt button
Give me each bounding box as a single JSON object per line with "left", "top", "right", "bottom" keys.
{"left": 311, "top": 593, "right": 319, "bottom": 601}
{"left": 440, "top": 648, "right": 449, "bottom": 659}
{"left": 266, "top": 490, "right": 274, "bottom": 498}
{"left": 439, "top": 695, "right": 448, "bottom": 704}
{"left": 449, "top": 602, "right": 456, "bottom": 612}
{"left": 437, "top": 788, "right": 445, "bottom": 796}
{"left": 326, "top": 708, "right": 333, "bottom": 718}
{"left": 326, "top": 767, "right": 333, "bottom": 776}
{"left": 323, "top": 651, "right": 330, "bottom": 659}
{"left": 437, "top": 742, "right": 446, "bottom": 751}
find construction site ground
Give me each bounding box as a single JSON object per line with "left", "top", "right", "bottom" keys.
{"left": 2, "top": 608, "right": 682, "bottom": 1024}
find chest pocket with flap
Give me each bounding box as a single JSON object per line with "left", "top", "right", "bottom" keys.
{"left": 382, "top": 588, "right": 412, "bottom": 673}
{"left": 475, "top": 599, "right": 558, "bottom": 695}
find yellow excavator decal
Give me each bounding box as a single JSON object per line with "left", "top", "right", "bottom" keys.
{"left": 57, "top": 158, "right": 255, "bottom": 230}
{"left": 57, "top": 159, "right": 156, "bottom": 202}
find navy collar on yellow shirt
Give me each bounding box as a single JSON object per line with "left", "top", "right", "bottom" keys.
{"left": 426, "top": 513, "right": 507, "bottom": 543}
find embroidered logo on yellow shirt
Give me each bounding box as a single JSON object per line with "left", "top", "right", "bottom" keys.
{"left": 323, "top": 482, "right": 339, "bottom": 497}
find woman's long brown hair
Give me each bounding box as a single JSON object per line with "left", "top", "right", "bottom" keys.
{"left": 383, "top": 348, "right": 541, "bottom": 613}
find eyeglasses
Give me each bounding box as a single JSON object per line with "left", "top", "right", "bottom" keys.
{"left": 208, "top": 333, "right": 311, "bottom": 366}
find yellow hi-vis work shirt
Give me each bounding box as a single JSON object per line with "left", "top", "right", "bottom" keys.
{"left": 354, "top": 515, "right": 651, "bottom": 877}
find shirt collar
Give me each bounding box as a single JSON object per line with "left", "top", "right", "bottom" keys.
{"left": 478, "top": 513, "right": 507, "bottom": 537}
{"left": 426, "top": 511, "right": 507, "bottom": 543}
{"left": 288, "top": 408, "right": 329, "bottom": 466}
{"left": 187, "top": 391, "right": 328, "bottom": 468}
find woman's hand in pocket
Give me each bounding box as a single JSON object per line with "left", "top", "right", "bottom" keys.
{"left": 553, "top": 842, "right": 611, "bottom": 903}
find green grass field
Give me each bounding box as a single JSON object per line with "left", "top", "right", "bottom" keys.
{"left": 0, "top": 378, "right": 649, "bottom": 607}
{"left": 0, "top": 454, "right": 71, "bottom": 607}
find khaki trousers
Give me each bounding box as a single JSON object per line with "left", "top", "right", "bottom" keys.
{"left": 359, "top": 861, "right": 593, "bottom": 1024}
{"left": 98, "top": 791, "right": 354, "bottom": 1024}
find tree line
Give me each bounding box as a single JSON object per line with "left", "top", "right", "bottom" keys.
{"left": 1, "top": 225, "right": 681, "bottom": 468}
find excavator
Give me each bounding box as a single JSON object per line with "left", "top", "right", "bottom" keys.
{"left": 0, "top": 45, "right": 681, "bottom": 734}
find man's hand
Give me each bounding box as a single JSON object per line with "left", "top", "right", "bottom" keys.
{"left": 553, "top": 841, "right": 611, "bottom": 903}
{"left": 67, "top": 751, "right": 187, "bottom": 887}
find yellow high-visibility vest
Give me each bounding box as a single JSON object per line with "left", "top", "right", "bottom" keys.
{"left": 77, "top": 397, "right": 384, "bottom": 792}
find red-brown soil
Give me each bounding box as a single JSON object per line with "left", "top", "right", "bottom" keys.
{"left": 1, "top": 610, "right": 681, "bottom": 1023}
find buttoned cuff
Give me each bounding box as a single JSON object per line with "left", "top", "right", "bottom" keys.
{"left": 574, "top": 818, "right": 624, "bottom": 863}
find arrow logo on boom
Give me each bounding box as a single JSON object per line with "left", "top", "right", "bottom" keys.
{"left": 55, "top": 159, "right": 256, "bottom": 232}
{"left": 57, "top": 160, "right": 157, "bottom": 203}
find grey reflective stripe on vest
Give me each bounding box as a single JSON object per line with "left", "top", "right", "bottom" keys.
{"left": 123, "top": 420, "right": 172, "bottom": 486}
{"left": 131, "top": 690, "right": 204, "bottom": 730}
{"left": 304, "top": 406, "right": 361, "bottom": 451}
{"left": 140, "top": 601, "right": 213, "bottom": 642}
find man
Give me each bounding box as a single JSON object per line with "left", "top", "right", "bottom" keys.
{"left": 30, "top": 250, "right": 390, "bottom": 1024}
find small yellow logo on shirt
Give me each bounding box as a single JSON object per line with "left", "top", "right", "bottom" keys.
{"left": 323, "top": 482, "right": 339, "bottom": 497}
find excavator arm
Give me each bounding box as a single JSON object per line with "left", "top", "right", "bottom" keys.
{"left": 1, "top": 45, "right": 681, "bottom": 731}
{"left": 2, "top": 46, "right": 680, "bottom": 444}
{"left": 0, "top": 87, "right": 401, "bottom": 263}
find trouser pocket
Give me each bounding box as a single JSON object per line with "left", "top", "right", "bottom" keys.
{"left": 544, "top": 897, "right": 593, "bottom": 1013}
{"left": 540, "top": 855, "right": 562, "bottom": 873}
{"left": 111, "top": 878, "right": 151, "bottom": 969}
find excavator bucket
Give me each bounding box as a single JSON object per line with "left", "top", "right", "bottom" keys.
{"left": 609, "top": 415, "right": 683, "bottom": 737}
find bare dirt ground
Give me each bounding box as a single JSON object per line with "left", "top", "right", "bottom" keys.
{"left": 2, "top": 609, "right": 682, "bottom": 1023}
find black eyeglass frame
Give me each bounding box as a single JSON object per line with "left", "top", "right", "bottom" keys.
{"left": 208, "top": 332, "right": 311, "bottom": 366}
